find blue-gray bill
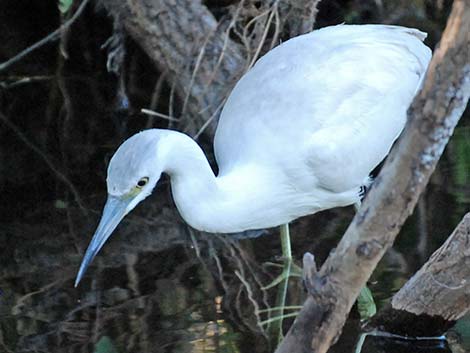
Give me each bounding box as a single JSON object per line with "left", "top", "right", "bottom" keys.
{"left": 74, "top": 196, "right": 131, "bottom": 287}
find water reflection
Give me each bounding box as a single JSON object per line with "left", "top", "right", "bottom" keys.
{"left": 360, "top": 334, "right": 451, "bottom": 353}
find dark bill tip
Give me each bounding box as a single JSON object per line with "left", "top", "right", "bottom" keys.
{"left": 74, "top": 196, "right": 131, "bottom": 287}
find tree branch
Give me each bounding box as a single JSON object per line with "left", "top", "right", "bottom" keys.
{"left": 276, "top": 1, "right": 470, "bottom": 352}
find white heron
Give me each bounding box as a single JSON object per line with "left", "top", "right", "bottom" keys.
{"left": 74, "top": 24, "right": 431, "bottom": 287}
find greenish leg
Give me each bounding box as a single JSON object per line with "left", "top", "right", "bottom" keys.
{"left": 265, "top": 224, "right": 291, "bottom": 345}
{"left": 281, "top": 224, "right": 303, "bottom": 275}
{"left": 264, "top": 224, "right": 301, "bottom": 346}
{"left": 280, "top": 223, "right": 292, "bottom": 260}
{"left": 263, "top": 224, "right": 301, "bottom": 290}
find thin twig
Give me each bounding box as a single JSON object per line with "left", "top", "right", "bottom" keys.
{"left": 141, "top": 108, "right": 179, "bottom": 122}
{"left": 193, "top": 98, "right": 226, "bottom": 140}
{"left": 248, "top": 2, "right": 280, "bottom": 70}
{"left": 0, "top": 111, "right": 87, "bottom": 213}
{"left": 201, "top": 0, "right": 246, "bottom": 98}
{"left": 258, "top": 306, "right": 303, "bottom": 313}
{"left": 260, "top": 312, "right": 300, "bottom": 326}
{"left": 210, "top": 240, "right": 230, "bottom": 293}
{"left": 189, "top": 228, "right": 202, "bottom": 259}
{"left": 180, "top": 29, "right": 215, "bottom": 119}
{"left": 242, "top": 8, "right": 272, "bottom": 67}
{"left": 168, "top": 80, "right": 177, "bottom": 129}
{"left": 146, "top": 71, "right": 170, "bottom": 128}
{"left": 235, "top": 270, "right": 265, "bottom": 331}
{"left": 269, "top": 6, "right": 282, "bottom": 50}
{"left": 0, "top": 75, "right": 54, "bottom": 89}
{"left": 228, "top": 237, "right": 271, "bottom": 310}
{"left": 0, "top": 0, "right": 90, "bottom": 73}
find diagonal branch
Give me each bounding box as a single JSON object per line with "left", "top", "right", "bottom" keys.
{"left": 276, "top": 1, "right": 470, "bottom": 352}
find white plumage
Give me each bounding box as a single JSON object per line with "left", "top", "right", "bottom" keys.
{"left": 75, "top": 24, "right": 432, "bottom": 286}
{"left": 215, "top": 25, "right": 430, "bottom": 184}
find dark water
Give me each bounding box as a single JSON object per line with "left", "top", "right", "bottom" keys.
{"left": 0, "top": 2, "right": 469, "bottom": 352}
{"left": 1, "top": 89, "right": 468, "bottom": 353}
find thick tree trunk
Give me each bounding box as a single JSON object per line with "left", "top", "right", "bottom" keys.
{"left": 98, "top": 0, "right": 246, "bottom": 136}
{"left": 276, "top": 1, "right": 470, "bottom": 352}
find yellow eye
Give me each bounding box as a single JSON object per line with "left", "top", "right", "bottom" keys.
{"left": 136, "top": 177, "right": 149, "bottom": 188}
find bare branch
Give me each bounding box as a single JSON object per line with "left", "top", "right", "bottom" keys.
{"left": 0, "top": 0, "right": 90, "bottom": 73}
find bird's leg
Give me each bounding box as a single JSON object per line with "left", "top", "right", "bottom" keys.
{"left": 357, "top": 176, "right": 374, "bottom": 206}
{"left": 265, "top": 224, "right": 293, "bottom": 345}
{"left": 280, "top": 224, "right": 303, "bottom": 275}
{"left": 262, "top": 224, "right": 301, "bottom": 290}
{"left": 264, "top": 224, "right": 304, "bottom": 345}
{"left": 280, "top": 223, "right": 292, "bottom": 261}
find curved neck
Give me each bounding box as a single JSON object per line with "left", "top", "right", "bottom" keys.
{"left": 159, "top": 131, "right": 283, "bottom": 233}
{"left": 159, "top": 132, "right": 219, "bottom": 231}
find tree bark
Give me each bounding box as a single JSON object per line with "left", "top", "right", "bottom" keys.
{"left": 276, "top": 1, "right": 470, "bottom": 352}
{"left": 392, "top": 213, "right": 470, "bottom": 321}
{"left": 280, "top": 0, "right": 321, "bottom": 37}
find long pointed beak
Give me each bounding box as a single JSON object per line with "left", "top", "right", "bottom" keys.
{"left": 74, "top": 196, "right": 131, "bottom": 287}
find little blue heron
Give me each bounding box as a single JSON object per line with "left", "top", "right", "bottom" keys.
{"left": 75, "top": 24, "right": 431, "bottom": 287}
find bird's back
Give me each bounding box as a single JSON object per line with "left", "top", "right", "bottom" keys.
{"left": 214, "top": 25, "right": 431, "bottom": 192}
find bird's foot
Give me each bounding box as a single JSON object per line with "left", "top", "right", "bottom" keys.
{"left": 359, "top": 185, "right": 368, "bottom": 200}
{"left": 359, "top": 176, "right": 374, "bottom": 201}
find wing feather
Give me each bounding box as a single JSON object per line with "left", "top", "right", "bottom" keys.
{"left": 214, "top": 24, "right": 431, "bottom": 189}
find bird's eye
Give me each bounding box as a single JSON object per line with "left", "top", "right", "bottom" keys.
{"left": 136, "top": 177, "right": 149, "bottom": 188}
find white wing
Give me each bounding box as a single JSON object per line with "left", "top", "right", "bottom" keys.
{"left": 214, "top": 24, "right": 431, "bottom": 191}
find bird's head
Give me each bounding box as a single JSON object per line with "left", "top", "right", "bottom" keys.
{"left": 75, "top": 130, "right": 165, "bottom": 287}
